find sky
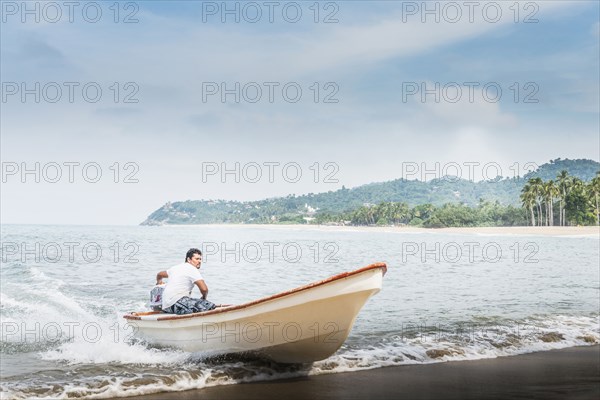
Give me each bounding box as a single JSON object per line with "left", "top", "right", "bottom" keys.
{"left": 1, "top": 0, "right": 599, "bottom": 225}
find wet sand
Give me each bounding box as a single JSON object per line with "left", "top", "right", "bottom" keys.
{"left": 127, "top": 345, "right": 599, "bottom": 400}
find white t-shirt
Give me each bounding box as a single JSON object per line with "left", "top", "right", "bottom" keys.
{"left": 161, "top": 262, "right": 204, "bottom": 309}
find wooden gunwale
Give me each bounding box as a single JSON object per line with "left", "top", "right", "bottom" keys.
{"left": 123, "top": 262, "right": 387, "bottom": 322}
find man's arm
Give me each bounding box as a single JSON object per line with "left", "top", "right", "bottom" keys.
{"left": 195, "top": 279, "right": 209, "bottom": 300}
{"left": 156, "top": 271, "right": 168, "bottom": 285}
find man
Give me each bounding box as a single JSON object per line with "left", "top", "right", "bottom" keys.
{"left": 156, "top": 248, "right": 216, "bottom": 314}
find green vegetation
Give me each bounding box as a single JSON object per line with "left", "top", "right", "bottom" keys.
{"left": 314, "top": 200, "right": 527, "bottom": 228}
{"left": 141, "top": 159, "right": 600, "bottom": 227}
{"left": 520, "top": 170, "right": 600, "bottom": 226}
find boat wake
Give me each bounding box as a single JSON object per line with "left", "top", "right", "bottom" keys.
{"left": 1, "top": 313, "right": 598, "bottom": 399}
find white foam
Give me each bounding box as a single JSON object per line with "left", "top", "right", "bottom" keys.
{"left": 2, "top": 313, "right": 597, "bottom": 400}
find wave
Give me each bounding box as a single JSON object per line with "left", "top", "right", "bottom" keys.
{"left": 2, "top": 313, "right": 597, "bottom": 399}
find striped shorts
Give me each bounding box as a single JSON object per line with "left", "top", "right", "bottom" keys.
{"left": 163, "top": 296, "right": 216, "bottom": 315}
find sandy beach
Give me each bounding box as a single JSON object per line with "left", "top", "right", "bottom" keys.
{"left": 123, "top": 345, "right": 599, "bottom": 400}
{"left": 165, "top": 224, "right": 600, "bottom": 237}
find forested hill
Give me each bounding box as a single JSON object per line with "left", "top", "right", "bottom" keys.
{"left": 523, "top": 158, "right": 599, "bottom": 181}
{"left": 141, "top": 158, "right": 599, "bottom": 225}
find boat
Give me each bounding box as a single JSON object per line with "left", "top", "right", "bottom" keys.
{"left": 123, "top": 262, "right": 387, "bottom": 363}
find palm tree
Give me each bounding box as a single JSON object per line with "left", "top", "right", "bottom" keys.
{"left": 556, "top": 170, "right": 570, "bottom": 226}
{"left": 366, "top": 205, "right": 376, "bottom": 225}
{"left": 521, "top": 183, "right": 536, "bottom": 226}
{"left": 543, "top": 180, "right": 557, "bottom": 226}
{"left": 529, "top": 178, "right": 544, "bottom": 226}
{"left": 589, "top": 172, "right": 600, "bottom": 226}
{"left": 565, "top": 177, "right": 587, "bottom": 226}
{"left": 395, "top": 202, "right": 410, "bottom": 225}
{"left": 351, "top": 207, "right": 367, "bottom": 225}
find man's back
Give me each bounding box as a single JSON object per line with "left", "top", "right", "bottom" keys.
{"left": 161, "top": 262, "right": 203, "bottom": 309}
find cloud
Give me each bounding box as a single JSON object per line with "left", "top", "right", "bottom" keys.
{"left": 420, "top": 83, "right": 518, "bottom": 129}
{"left": 1, "top": 0, "right": 597, "bottom": 224}
{"left": 1, "top": 34, "right": 68, "bottom": 78}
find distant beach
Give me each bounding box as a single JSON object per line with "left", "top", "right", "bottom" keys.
{"left": 123, "top": 345, "right": 600, "bottom": 400}
{"left": 164, "top": 224, "right": 600, "bottom": 237}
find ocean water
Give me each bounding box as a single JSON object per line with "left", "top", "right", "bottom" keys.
{"left": 1, "top": 224, "right": 598, "bottom": 399}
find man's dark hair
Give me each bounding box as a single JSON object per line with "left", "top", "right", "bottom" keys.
{"left": 185, "top": 248, "right": 202, "bottom": 262}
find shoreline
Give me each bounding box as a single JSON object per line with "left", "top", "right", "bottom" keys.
{"left": 160, "top": 224, "right": 600, "bottom": 237}
{"left": 121, "top": 345, "right": 600, "bottom": 400}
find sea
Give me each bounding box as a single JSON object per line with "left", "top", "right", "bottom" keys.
{"left": 1, "top": 224, "right": 598, "bottom": 399}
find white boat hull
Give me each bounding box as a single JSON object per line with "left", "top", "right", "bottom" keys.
{"left": 124, "top": 263, "right": 386, "bottom": 363}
